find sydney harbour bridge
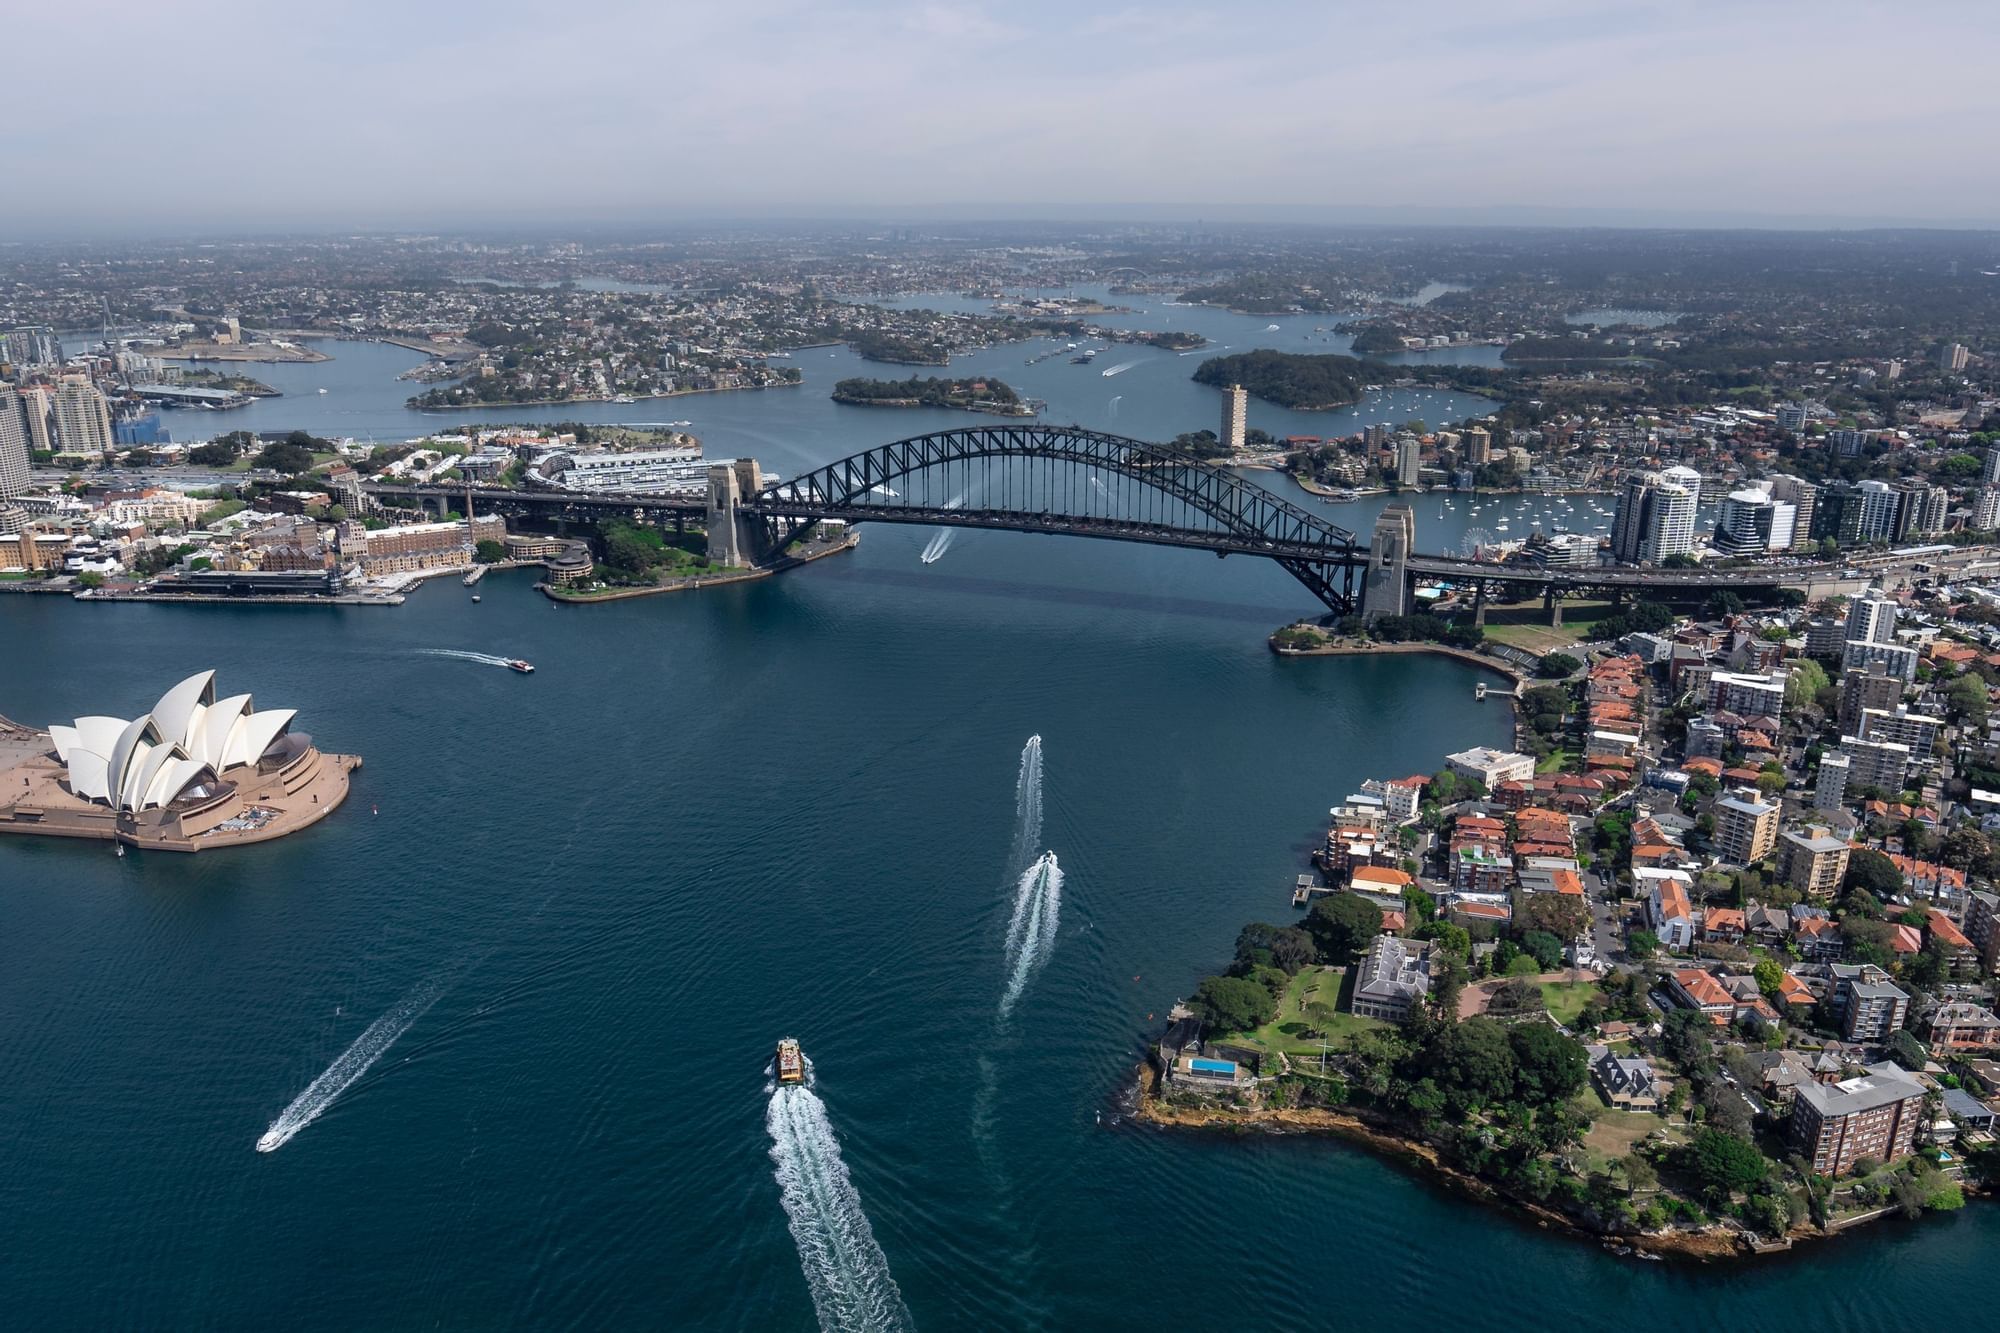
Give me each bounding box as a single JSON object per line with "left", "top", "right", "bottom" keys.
{"left": 364, "top": 424, "right": 1960, "bottom": 617}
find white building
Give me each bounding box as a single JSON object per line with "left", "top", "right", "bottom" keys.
{"left": 1845, "top": 591, "right": 1898, "bottom": 646}
{"left": 52, "top": 377, "right": 113, "bottom": 458}
{"left": 1221, "top": 384, "right": 1247, "bottom": 453}
{"left": 530, "top": 444, "right": 709, "bottom": 496}
{"left": 1445, "top": 747, "right": 1536, "bottom": 789}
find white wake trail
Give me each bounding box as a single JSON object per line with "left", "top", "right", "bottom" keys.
{"left": 1009, "top": 735, "right": 1042, "bottom": 875}
{"left": 1000, "top": 852, "right": 1063, "bottom": 1018}
{"left": 257, "top": 981, "right": 442, "bottom": 1152}
{"left": 918, "top": 493, "right": 965, "bottom": 565}
{"left": 919, "top": 529, "right": 955, "bottom": 565}
{"left": 767, "top": 1080, "right": 912, "bottom": 1333}
{"left": 1099, "top": 360, "right": 1138, "bottom": 377}
{"left": 419, "top": 649, "right": 515, "bottom": 668}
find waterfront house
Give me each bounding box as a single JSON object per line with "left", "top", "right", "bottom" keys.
{"left": 1587, "top": 1044, "right": 1663, "bottom": 1111}
{"left": 1350, "top": 934, "right": 1434, "bottom": 1024}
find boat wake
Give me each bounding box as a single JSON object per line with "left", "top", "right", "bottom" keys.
{"left": 918, "top": 494, "right": 964, "bottom": 565}
{"left": 256, "top": 980, "right": 442, "bottom": 1152}
{"left": 767, "top": 1074, "right": 912, "bottom": 1333}
{"left": 1010, "top": 735, "right": 1042, "bottom": 872}
{"left": 999, "top": 852, "right": 1063, "bottom": 1018}
{"left": 419, "top": 649, "right": 517, "bottom": 669}
{"left": 1099, "top": 360, "right": 1139, "bottom": 378}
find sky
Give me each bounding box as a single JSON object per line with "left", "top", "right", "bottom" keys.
{"left": 11, "top": 0, "right": 2000, "bottom": 234}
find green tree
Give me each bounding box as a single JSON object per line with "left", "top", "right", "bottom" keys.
{"left": 1752, "top": 958, "right": 1785, "bottom": 999}
{"left": 1626, "top": 928, "right": 1659, "bottom": 960}
{"left": 1785, "top": 658, "right": 1829, "bottom": 709}
{"left": 1685, "top": 1128, "right": 1768, "bottom": 1201}
{"left": 1509, "top": 1022, "right": 1589, "bottom": 1101}
{"left": 474, "top": 539, "right": 506, "bottom": 564}
{"left": 1190, "top": 974, "right": 1277, "bottom": 1035}
{"left": 1845, "top": 848, "right": 1904, "bottom": 900}
{"left": 1306, "top": 893, "right": 1383, "bottom": 965}
{"left": 1622, "top": 1152, "right": 1659, "bottom": 1195}
{"left": 1520, "top": 929, "right": 1567, "bottom": 971}
{"left": 1705, "top": 590, "right": 1746, "bottom": 618}
{"left": 1947, "top": 674, "right": 1990, "bottom": 728}
{"left": 1233, "top": 922, "right": 1317, "bottom": 974}
{"left": 1538, "top": 652, "right": 1582, "bottom": 678}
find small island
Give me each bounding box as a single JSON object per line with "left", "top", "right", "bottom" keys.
{"left": 831, "top": 375, "right": 1033, "bottom": 416}
{"left": 1142, "top": 330, "right": 1207, "bottom": 351}
{"left": 848, "top": 331, "right": 949, "bottom": 366}
{"left": 1192, "top": 349, "right": 1370, "bottom": 410}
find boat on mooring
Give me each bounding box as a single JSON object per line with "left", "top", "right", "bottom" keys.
{"left": 775, "top": 1037, "right": 804, "bottom": 1085}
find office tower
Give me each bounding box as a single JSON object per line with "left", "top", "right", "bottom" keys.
{"left": 1221, "top": 383, "right": 1246, "bottom": 453}
{"left": 51, "top": 377, "right": 113, "bottom": 457}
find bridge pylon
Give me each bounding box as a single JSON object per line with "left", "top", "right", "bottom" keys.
{"left": 1362, "top": 503, "right": 1415, "bottom": 620}
{"left": 705, "top": 458, "right": 766, "bottom": 568}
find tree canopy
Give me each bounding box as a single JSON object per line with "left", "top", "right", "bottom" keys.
{"left": 1306, "top": 893, "right": 1383, "bottom": 965}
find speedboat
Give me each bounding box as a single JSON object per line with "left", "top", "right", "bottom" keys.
{"left": 775, "top": 1037, "right": 804, "bottom": 1085}
{"left": 506, "top": 659, "right": 534, "bottom": 674}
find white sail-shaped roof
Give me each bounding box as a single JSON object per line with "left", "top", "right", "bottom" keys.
{"left": 151, "top": 672, "right": 216, "bottom": 749}
{"left": 48, "top": 671, "right": 310, "bottom": 813}
{"left": 66, "top": 750, "right": 111, "bottom": 803}
{"left": 229, "top": 709, "right": 295, "bottom": 769}
{"left": 192, "top": 694, "right": 254, "bottom": 770}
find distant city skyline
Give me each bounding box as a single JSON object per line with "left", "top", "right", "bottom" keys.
{"left": 9, "top": 0, "right": 2000, "bottom": 235}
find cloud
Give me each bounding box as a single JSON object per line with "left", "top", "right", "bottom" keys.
{"left": 4, "top": 0, "right": 1995, "bottom": 232}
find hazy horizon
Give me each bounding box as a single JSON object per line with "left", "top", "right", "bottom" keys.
{"left": 11, "top": 0, "right": 2000, "bottom": 236}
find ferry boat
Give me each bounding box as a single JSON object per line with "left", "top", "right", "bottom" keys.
{"left": 506, "top": 659, "right": 534, "bottom": 674}
{"left": 775, "top": 1037, "right": 804, "bottom": 1085}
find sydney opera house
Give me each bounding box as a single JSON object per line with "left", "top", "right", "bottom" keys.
{"left": 0, "top": 671, "right": 359, "bottom": 851}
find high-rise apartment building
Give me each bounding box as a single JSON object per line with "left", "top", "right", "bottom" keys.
{"left": 1845, "top": 590, "right": 1898, "bottom": 646}
{"left": 2, "top": 326, "right": 61, "bottom": 368}
{"left": 1395, "top": 435, "right": 1421, "bottom": 486}
{"left": 1714, "top": 790, "right": 1779, "bottom": 865}
{"left": 1814, "top": 751, "right": 1850, "bottom": 813}
{"left": 1979, "top": 486, "right": 2000, "bottom": 532}
{"left": 1220, "top": 383, "right": 1247, "bottom": 453}
{"left": 1462, "top": 426, "right": 1491, "bottom": 465}
{"left": 1839, "top": 734, "right": 1912, "bottom": 793}
{"left": 1854, "top": 479, "right": 1901, "bottom": 542}
{"left": 1837, "top": 666, "right": 1902, "bottom": 735}
{"left": 0, "top": 388, "right": 44, "bottom": 498}
{"left": 1940, "top": 342, "right": 1970, "bottom": 372}
{"left": 51, "top": 377, "right": 113, "bottom": 458}
{"left": 1769, "top": 474, "right": 1819, "bottom": 550}
{"left": 1610, "top": 471, "right": 1698, "bottom": 564}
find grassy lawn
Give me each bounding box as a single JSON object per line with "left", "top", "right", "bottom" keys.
{"left": 1541, "top": 979, "right": 1600, "bottom": 1026}
{"left": 1581, "top": 1106, "right": 1678, "bottom": 1172}
{"left": 1225, "top": 966, "right": 1385, "bottom": 1058}
{"left": 1481, "top": 598, "right": 1619, "bottom": 654}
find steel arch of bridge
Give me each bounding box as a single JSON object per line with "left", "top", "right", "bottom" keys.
{"left": 744, "top": 424, "right": 1367, "bottom": 611}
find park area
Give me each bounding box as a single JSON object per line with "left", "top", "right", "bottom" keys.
{"left": 1219, "top": 965, "right": 1384, "bottom": 1061}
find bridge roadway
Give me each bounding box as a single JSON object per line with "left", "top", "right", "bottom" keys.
{"left": 364, "top": 479, "right": 2000, "bottom": 604}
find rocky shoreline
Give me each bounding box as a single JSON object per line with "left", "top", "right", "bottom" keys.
{"left": 1128, "top": 1066, "right": 1975, "bottom": 1262}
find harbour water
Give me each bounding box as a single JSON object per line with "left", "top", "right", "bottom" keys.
{"left": 5, "top": 301, "right": 1988, "bottom": 1329}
